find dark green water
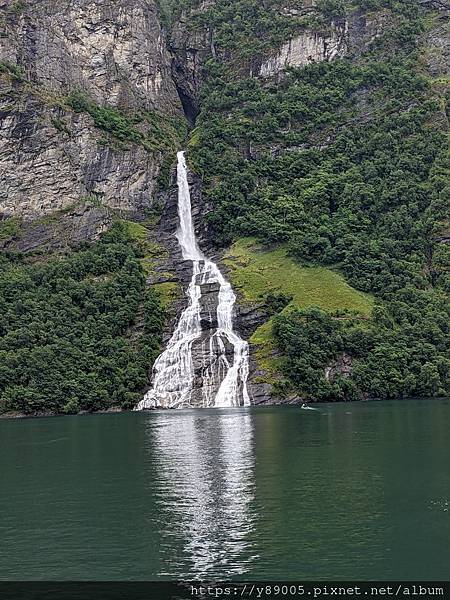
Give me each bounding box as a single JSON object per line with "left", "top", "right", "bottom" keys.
{"left": 0, "top": 399, "right": 449, "bottom": 581}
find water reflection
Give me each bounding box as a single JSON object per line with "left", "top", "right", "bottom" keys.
{"left": 146, "top": 409, "right": 256, "bottom": 578}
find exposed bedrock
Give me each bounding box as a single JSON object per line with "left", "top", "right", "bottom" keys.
{"left": 0, "top": 202, "right": 112, "bottom": 253}
{"left": 0, "top": 0, "right": 182, "bottom": 220}
{"left": 0, "top": 92, "right": 166, "bottom": 218}
{"left": 156, "top": 165, "right": 273, "bottom": 405}
{"left": 258, "top": 9, "right": 393, "bottom": 78}
{"left": 0, "top": 0, "right": 179, "bottom": 112}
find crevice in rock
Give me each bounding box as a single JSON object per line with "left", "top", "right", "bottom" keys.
{"left": 177, "top": 85, "right": 199, "bottom": 126}
{"left": 172, "top": 63, "right": 199, "bottom": 126}
{"left": 167, "top": 17, "right": 204, "bottom": 127}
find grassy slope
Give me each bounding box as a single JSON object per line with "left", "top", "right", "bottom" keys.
{"left": 224, "top": 238, "right": 373, "bottom": 313}
{"left": 121, "top": 220, "right": 180, "bottom": 310}
{"left": 224, "top": 238, "right": 373, "bottom": 382}
{"left": 0, "top": 217, "right": 21, "bottom": 240}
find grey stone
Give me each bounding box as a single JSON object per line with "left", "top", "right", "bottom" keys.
{"left": 0, "top": 0, "right": 179, "bottom": 112}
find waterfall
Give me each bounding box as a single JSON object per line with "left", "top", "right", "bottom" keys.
{"left": 136, "top": 151, "right": 250, "bottom": 409}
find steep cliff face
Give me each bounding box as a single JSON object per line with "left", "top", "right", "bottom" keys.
{"left": 259, "top": 25, "right": 348, "bottom": 77}
{"left": 0, "top": 87, "right": 168, "bottom": 217}
{"left": 1, "top": 0, "right": 448, "bottom": 412}
{"left": 0, "top": 0, "right": 178, "bottom": 111}
{"left": 258, "top": 8, "right": 393, "bottom": 77}
{"left": 0, "top": 0, "right": 183, "bottom": 220}
{"left": 170, "top": 11, "right": 209, "bottom": 124}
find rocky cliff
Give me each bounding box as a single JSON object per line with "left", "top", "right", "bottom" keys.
{"left": 0, "top": 0, "right": 183, "bottom": 221}
{"left": 1, "top": 0, "right": 404, "bottom": 228}
{"left": 0, "top": 0, "right": 178, "bottom": 111}
{"left": 1, "top": 0, "right": 448, "bottom": 409}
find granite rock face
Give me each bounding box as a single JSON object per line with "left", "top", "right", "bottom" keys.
{"left": 259, "top": 24, "right": 348, "bottom": 77}
{"left": 258, "top": 8, "right": 393, "bottom": 79}
{"left": 325, "top": 353, "right": 353, "bottom": 382}
{"left": 169, "top": 13, "right": 209, "bottom": 124}
{"left": 0, "top": 0, "right": 182, "bottom": 219}
{"left": 0, "top": 0, "right": 179, "bottom": 112}
{"left": 425, "top": 13, "right": 450, "bottom": 77}
{"left": 0, "top": 88, "right": 166, "bottom": 217}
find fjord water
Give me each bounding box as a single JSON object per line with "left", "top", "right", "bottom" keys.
{"left": 136, "top": 151, "right": 249, "bottom": 409}
{"left": 1, "top": 399, "right": 449, "bottom": 580}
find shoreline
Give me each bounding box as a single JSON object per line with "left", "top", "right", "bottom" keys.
{"left": 0, "top": 396, "right": 448, "bottom": 421}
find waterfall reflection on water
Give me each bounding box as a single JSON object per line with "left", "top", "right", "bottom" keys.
{"left": 147, "top": 409, "right": 257, "bottom": 578}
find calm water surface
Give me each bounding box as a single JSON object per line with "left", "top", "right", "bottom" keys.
{"left": 0, "top": 400, "right": 449, "bottom": 580}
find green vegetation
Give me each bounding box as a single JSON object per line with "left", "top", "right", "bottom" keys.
{"left": 153, "top": 281, "right": 180, "bottom": 309}
{"left": 224, "top": 238, "right": 373, "bottom": 314}
{"left": 274, "top": 295, "right": 449, "bottom": 401}
{"left": 190, "top": 0, "right": 306, "bottom": 61}
{"left": 159, "top": 0, "right": 302, "bottom": 42}
{"left": 182, "top": 0, "right": 449, "bottom": 400}
{"left": 225, "top": 237, "right": 373, "bottom": 385}
{"left": 3, "top": 0, "right": 27, "bottom": 16}
{"left": 120, "top": 219, "right": 181, "bottom": 309}
{"left": 0, "top": 223, "right": 166, "bottom": 415}
{"left": 0, "top": 61, "right": 25, "bottom": 81}
{"left": 66, "top": 91, "right": 186, "bottom": 156}
{"left": 120, "top": 220, "right": 149, "bottom": 242}
{"left": 0, "top": 217, "right": 21, "bottom": 241}
{"left": 51, "top": 116, "right": 71, "bottom": 136}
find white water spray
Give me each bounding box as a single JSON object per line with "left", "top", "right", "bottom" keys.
{"left": 136, "top": 151, "right": 250, "bottom": 409}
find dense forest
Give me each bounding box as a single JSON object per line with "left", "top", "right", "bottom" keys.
{"left": 183, "top": 0, "right": 449, "bottom": 400}
{"left": 0, "top": 0, "right": 448, "bottom": 413}
{"left": 0, "top": 224, "right": 164, "bottom": 414}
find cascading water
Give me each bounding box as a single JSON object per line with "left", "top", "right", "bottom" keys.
{"left": 136, "top": 151, "right": 250, "bottom": 409}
